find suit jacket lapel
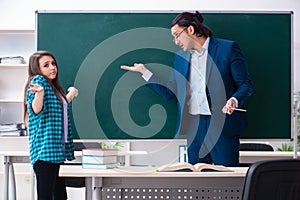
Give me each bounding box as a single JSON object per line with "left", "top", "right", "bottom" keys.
{"left": 175, "top": 50, "right": 190, "bottom": 79}
{"left": 206, "top": 38, "right": 218, "bottom": 84}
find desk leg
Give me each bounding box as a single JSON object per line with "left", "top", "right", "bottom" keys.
{"left": 92, "top": 177, "right": 102, "bottom": 200}
{"left": 85, "top": 177, "right": 102, "bottom": 200}
{"left": 3, "top": 156, "right": 9, "bottom": 200}
{"left": 9, "top": 163, "right": 16, "bottom": 200}
{"left": 85, "top": 177, "right": 93, "bottom": 200}
{"left": 31, "top": 170, "right": 35, "bottom": 200}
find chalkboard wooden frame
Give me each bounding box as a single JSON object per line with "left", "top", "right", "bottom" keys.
{"left": 36, "top": 11, "right": 293, "bottom": 139}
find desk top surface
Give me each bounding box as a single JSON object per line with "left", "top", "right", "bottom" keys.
{"left": 0, "top": 150, "right": 82, "bottom": 157}
{"left": 59, "top": 165, "right": 248, "bottom": 178}
{"left": 239, "top": 151, "right": 300, "bottom": 156}
{"left": 1, "top": 150, "right": 299, "bottom": 157}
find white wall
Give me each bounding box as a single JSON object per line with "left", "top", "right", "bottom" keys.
{"left": 0, "top": 0, "right": 299, "bottom": 91}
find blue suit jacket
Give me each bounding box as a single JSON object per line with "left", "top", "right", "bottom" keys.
{"left": 148, "top": 37, "right": 253, "bottom": 138}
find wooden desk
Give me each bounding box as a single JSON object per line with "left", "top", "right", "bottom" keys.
{"left": 239, "top": 151, "right": 300, "bottom": 164}
{"left": 60, "top": 165, "right": 248, "bottom": 200}
{"left": 1, "top": 150, "right": 298, "bottom": 200}
{"left": 0, "top": 151, "right": 81, "bottom": 200}
{"left": 0, "top": 151, "right": 30, "bottom": 200}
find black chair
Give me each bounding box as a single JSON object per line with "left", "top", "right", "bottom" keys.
{"left": 239, "top": 143, "right": 274, "bottom": 151}
{"left": 242, "top": 159, "right": 300, "bottom": 200}
{"left": 65, "top": 142, "right": 101, "bottom": 187}
{"left": 73, "top": 142, "right": 102, "bottom": 151}
{"left": 239, "top": 143, "right": 274, "bottom": 167}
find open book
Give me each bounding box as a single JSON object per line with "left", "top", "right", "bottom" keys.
{"left": 156, "top": 162, "right": 232, "bottom": 172}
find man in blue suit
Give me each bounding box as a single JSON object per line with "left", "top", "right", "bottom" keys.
{"left": 121, "top": 11, "right": 253, "bottom": 166}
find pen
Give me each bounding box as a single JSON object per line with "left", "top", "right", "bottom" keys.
{"left": 232, "top": 108, "right": 247, "bottom": 112}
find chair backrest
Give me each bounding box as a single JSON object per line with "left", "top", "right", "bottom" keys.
{"left": 242, "top": 159, "right": 300, "bottom": 200}
{"left": 239, "top": 143, "right": 274, "bottom": 151}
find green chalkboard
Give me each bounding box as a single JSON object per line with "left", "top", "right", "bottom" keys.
{"left": 36, "top": 11, "right": 292, "bottom": 139}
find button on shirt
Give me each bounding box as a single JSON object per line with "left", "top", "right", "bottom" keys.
{"left": 187, "top": 37, "right": 211, "bottom": 115}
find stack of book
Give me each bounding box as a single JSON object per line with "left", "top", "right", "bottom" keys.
{"left": 0, "top": 123, "right": 26, "bottom": 136}
{"left": 82, "top": 148, "right": 119, "bottom": 169}
{"left": 0, "top": 56, "right": 26, "bottom": 64}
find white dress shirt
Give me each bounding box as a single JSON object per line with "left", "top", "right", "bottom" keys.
{"left": 187, "top": 37, "right": 211, "bottom": 115}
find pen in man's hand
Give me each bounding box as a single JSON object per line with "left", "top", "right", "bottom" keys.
{"left": 232, "top": 108, "right": 247, "bottom": 112}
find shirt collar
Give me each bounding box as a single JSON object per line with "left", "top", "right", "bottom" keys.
{"left": 190, "top": 37, "right": 210, "bottom": 56}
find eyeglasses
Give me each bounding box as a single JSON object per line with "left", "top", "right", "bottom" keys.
{"left": 173, "top": 28, "right": 187, "bottom": 42}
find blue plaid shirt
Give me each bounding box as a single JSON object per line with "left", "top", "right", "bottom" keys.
{"left": 26, "top": 75, "right": 74, "bottom": 166}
